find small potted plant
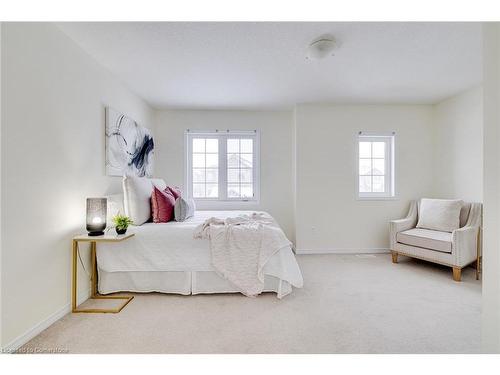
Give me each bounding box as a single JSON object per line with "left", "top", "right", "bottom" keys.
{"left": 112, "top": 214, "right": 133, "bottom": 235}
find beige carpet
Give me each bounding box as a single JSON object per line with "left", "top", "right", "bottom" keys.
{"left": 20, "top": 254, "right": 481, "bottom": 353}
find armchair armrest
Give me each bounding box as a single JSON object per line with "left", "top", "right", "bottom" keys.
{"left": 390, "top": 217, "right": 415, "bottom": 231}
{"left": 452, "top": 202, "right": 482, "bottom": 267}
{"left": 452, "top": 225, "right": 479, "bottom": 267}
{"left": 389, "top": 201, "right": 418, "bottom": 249}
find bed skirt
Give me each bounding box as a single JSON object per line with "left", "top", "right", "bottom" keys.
{"left": 98, "top": 267, "right": 293, "bottom": 298}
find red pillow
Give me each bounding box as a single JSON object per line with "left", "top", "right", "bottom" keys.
{"left": 151, "top": 186, "right": 176, "bottom": 223}
{"left": 167, "top": 186, "right": 182, "bottom": 200}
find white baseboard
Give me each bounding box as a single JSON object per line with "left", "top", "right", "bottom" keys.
{"left": 2, "top": 288, "right": 90, "bottom": 353}
{"left": 295, "top": 248, "right": 390, "bottom": 255}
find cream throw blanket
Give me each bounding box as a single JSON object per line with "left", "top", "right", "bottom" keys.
{"left": 193, "top": 213, "right": 292, "bottom": 297}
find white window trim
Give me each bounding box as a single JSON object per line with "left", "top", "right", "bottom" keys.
{"left": 185, "top": 130, "right": 261, "bottom": 209}
{"left": 357, "top": 132, "right": 396, "bottom": 200}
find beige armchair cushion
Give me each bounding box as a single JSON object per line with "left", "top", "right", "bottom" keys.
{"left": 397, "top": 228, "right": 452, "bottom": 253}
{"left": 416, "top": 198, "right": 463, "bottom": 232}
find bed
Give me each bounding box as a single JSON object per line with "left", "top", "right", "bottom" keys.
{"left": 97, "top": 210, "right": 303, "bottom": 298}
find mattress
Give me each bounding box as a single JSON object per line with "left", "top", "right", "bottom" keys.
{"left": 97, "top": 210, "right": 303, "bottom": 298}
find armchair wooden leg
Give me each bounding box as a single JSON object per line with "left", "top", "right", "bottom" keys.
{"left": 391, "top": 251, "right": 398, "bottom": 264}
{"left": 452, "top": 267, "right": 462, "bottom": 282}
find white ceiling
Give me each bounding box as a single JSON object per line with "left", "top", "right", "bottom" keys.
{"left": 56, "top": 22, "right": 482, "bottom": 110}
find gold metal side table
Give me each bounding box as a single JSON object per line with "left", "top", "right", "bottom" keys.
{"left": 72, "top": 233, "right": 135, "bottom": 313}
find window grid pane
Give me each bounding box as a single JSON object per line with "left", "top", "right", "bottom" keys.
{"left": 192, "top": 138, "right": 219, "bottom": 198}
{"left": 227, "top": 138, "right": 253, "bottom": 198}
{"left": 359, "top": 140, "right": 387, "bottom": 194}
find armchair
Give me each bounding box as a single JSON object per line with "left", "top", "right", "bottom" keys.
{"left": 389, "top": 200, "right": 482, "bottom": 281}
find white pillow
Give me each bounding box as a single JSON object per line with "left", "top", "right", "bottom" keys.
{"left": 105, "top": 193, "right": 125, "bottom": 225}
{"left": 151, "top": 178, "right": 167, "bottom": 191}
{"left": 416, "top": 198, "right": 463, "bottom": 233}
{"left": 122, "top": 175, "right": 167, "bottom": 225}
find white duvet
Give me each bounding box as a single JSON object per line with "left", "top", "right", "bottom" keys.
{"left": 97, "top": 211, "right": 303, "bottom": 293}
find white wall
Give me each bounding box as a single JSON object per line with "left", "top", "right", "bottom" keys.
{"left": 433, "top": 86, "right": 483, "bottom": 202}
{"left": 294, "top": 105, "right": 435, "bottom": 253}
{"left": 153, "top": 110, "right": 295, "bottom": 239}
{"left": 1, "top": 23, "right": 154, "bottom": 347}
{"left": 482, "top": 23, "right": 500, "bottom": 353}
{"left": 0, "top": 21, "right": 3, "bottom": 347}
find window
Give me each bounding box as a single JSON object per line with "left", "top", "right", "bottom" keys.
{"left": 227, "top": 138, "right": 254, "bottom": 199}
{"left": 191, "top": 138, "right": 219, "bottom": 198}
{"left": 186, "top": 130, "right": 259, "bottom": 203}
{"left": 358, "top": 132, "right": 395, "bottom": 198}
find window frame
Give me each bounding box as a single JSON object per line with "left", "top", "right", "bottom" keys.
{"left": 357, "top": 132, "right": 395, "bottom": 200}
{"left": 185, "top": 130, "right": 260, "bottom": 207}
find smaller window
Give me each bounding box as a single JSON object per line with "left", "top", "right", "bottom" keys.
{"left": 358, "top": 132, "right": 395, "bottom": 198}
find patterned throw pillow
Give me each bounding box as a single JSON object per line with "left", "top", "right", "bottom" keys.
{"left": 167, "top": 186, "right": 182, "bottom": 200}
{"left": 151, "top": 186, "right": 176, "bottom": 223}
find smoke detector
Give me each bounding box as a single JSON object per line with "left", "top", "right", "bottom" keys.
{"left": 306, "top": 36, "right": 338, "bottom": 60}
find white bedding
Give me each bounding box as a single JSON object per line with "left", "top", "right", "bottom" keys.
{"left": 194, "top": 213, "right": 294, "bottom": 297}
{"left": 97, "top": 211, "right": 303, "bottom": 296}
